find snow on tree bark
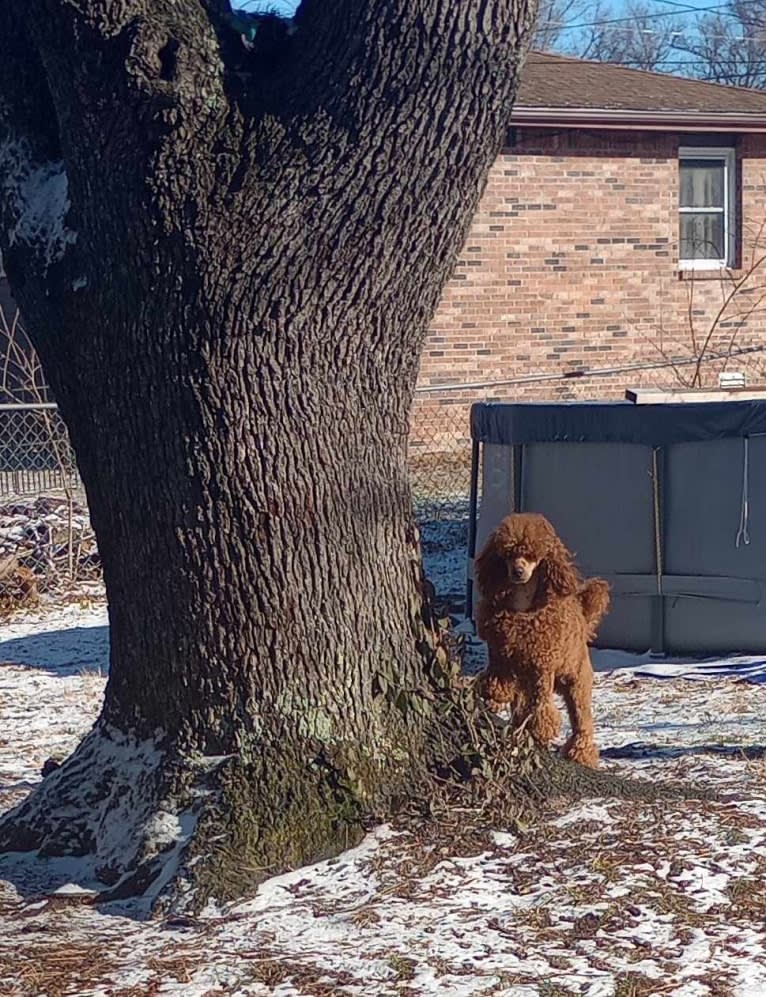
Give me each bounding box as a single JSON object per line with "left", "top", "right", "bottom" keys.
{"left": 0, "top": 0, "right": 536, "bottom": 905}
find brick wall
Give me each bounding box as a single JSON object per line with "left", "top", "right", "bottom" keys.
{"left": 411, "top": 128, "right": 766, "bottom": 450}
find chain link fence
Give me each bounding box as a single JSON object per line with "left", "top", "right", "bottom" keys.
{"left": 409, "top": 391, "right": 474, "bottom": 614}
{"left": 0, "top": 396, "right": 474, "bottom": 617}
{"left": 0, "top": 404, "right": 77, "bottom": 498}
{"left": 0, "top": 404, "right": 99, "bottom": 614}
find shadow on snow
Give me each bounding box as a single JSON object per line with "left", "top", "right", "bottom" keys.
{"left": 0, "top": 625, "right": 109, "bottom": 676}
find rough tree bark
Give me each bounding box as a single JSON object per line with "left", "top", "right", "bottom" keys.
{"left": 0, "top": 0, "right": 536, "bottom": 904}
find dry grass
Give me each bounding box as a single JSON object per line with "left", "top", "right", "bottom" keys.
{"left": 1, "top": 942, "right": 118, "bottom": 997}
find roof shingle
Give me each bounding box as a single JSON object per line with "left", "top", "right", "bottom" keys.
{"left": 517, "top": 51, "right": 766, "bottom": 116}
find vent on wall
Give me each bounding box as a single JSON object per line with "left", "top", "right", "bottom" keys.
{"left": 719, "top": 371, "right": 746, "bottom": 389}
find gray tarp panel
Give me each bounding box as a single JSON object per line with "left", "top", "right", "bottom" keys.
{"left": 519, "top": 442, "right": 657, "bottom": 651}
{"left": 471, "top": 400, "right": 766, "bottom": 446}
{"left": 663, "top": 437, "right": 766, "bottom": 653}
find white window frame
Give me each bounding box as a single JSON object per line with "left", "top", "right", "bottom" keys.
{"left": 678, "top": 146, "right": 736, "bottom": 271}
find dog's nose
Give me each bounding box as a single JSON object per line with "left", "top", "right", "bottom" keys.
{"left": 511, "top": 564, "right": 525, "bottom": 580}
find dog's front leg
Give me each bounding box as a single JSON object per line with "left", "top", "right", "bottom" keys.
{"left": 560, "top": 658, "right": 599, "bottom": 768}
{"left": 525, "top": 667, "right": 561, "bottom": 745}
{"left": 480, "top": 669, "right": 525, "bottom": 715}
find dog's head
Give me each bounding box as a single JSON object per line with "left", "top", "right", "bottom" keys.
{"left": 474, "top": 512, "right": 579, "bottom": 600}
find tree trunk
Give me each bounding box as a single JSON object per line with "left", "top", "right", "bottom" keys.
{"left": 0, "top": 0, "right": 535, "bottom": 904}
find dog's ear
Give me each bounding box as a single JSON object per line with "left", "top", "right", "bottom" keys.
{"left": 474, "top": 543, "right": 507, "bottom": 597}
{"left": 538, "top": 536, "right": 580, "bottom": 598}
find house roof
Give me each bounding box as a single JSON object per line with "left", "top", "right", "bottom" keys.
{"left": 512, "top": 52, "right": 766, "bottom": 131}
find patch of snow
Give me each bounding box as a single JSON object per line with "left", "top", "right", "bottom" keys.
{"left": 460, "top": 632, "right": 488, "bottom": 675}
{"left": 490, "top": 830, "right": 516, "bottom": 847}
{"left": 592, "top": 647, "right": 766, "bottom": 682}
{"left": 53, "top": 882, "right": 99, "bottom": 896}
{"left": 552, "top": 802, "right": 615, "bottom": 827}
{"left": 0, "top": 138, "right": 77, "bottom": 268}
{"left": 0, "top": 849, "right": 105, "bottom": 897}
{"left": 417, "top": 498, "right": 469, "bottom": 606}
{"left": 5, "top": 722, "right": 150, "bottom": 837}
{"left": 143, "top": 810, "right": 197, "bottom": 902}
{"left": 0, "top": 717, "right": 200, "bottom": 918}
{"left": 72, "top": 275, "right": 88, "bottom": 290}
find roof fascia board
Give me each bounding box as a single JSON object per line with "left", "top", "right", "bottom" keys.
{"left": 511, "top": 106, "right": 766, "bottom": 132}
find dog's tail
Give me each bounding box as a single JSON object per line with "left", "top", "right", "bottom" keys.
{"left": 578, "top": 578, "right": 610, "bottom": 640}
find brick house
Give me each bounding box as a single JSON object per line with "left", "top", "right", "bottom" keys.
{"left": 412, "top": 52, "right": 766, "bottom": 449}
{"left": 5, "top": 52, "right": 766, "bottom": 434}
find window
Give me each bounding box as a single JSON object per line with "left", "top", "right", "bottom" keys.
{"left": 678, "top": 147, "right": 736, "bottom": 269}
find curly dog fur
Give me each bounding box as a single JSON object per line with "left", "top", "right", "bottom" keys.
{"left": 474, "top": 513, "right": 610, "bottom": 768}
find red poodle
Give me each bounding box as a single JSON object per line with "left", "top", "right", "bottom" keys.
{"left": 474, "top": 513, "right": 610, "bottom": 768}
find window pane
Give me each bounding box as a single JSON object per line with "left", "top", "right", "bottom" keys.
{"left": 680, "top": 159, "right": 725, "bottom": 208}
{"left": 680, "top": 212, "right": 725, "bottom": 260}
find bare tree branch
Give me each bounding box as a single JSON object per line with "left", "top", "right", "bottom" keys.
{"left": 638, "top": 231, "right": 766, "bottom": 390}
{"left": 676, "top": 0, "right": 766, "bottom": 89}
{"left": 547, "top": 0, "right": 681, "bottom": 69}
{"left": 532, "top": 0, "right": 588, "bottom": 51}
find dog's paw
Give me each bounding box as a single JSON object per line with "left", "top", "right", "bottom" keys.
{"left": 527, "top": 703, "right": 561, "bottom": 744}
{"left": 562, "top": 734, "right": 599, "bottom": 769}
{"left": 477, "top": 671, "right": 510, "bottom": 708}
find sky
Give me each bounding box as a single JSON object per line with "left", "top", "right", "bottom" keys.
{"left": 230, "top": 0, "right": 740, "bottom": 30}
{"left": 231, "top": 1, "right": 737, "bottom": 16}
{"left": 233, "top": 0, "right": 301, "bottom": 15}
{"left": 232, "top": 0, "right": 723, "bottom": 10}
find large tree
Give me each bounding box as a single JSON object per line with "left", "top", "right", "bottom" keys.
{"left": 0, "top": 0, "right": 537, "bottom": 903}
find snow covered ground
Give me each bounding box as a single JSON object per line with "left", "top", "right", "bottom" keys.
{"left": 3, "top": 602, "right": 766, "bottom": 995}
{"left": 418, "top": 499, "right": 468, "bottom": 607}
